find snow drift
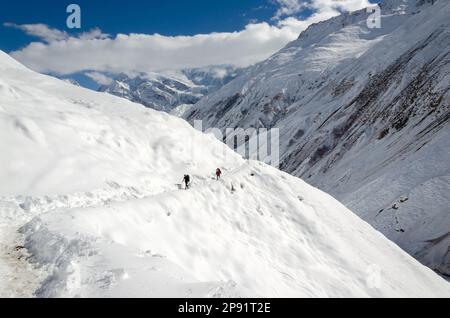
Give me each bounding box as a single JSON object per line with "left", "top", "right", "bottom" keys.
{"left": 0, "top": 50, "right": 449, "bottom": 297}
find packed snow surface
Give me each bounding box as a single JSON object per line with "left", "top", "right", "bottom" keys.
{"left": 0, "top": 50, "right": 449, "bottom": 297}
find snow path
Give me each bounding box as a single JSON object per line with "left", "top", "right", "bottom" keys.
{"left": 0, "top": 169, "right": 234, "bottom": 297}
{"left": 0, "top": 224, "right": 42, "bottom": 297}
{"left": 0, "top": 186, "right": 154, "bottom": 297}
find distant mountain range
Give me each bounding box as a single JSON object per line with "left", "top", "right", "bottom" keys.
{"left": 98, "top": 66, "right": 242, "bottom": 113}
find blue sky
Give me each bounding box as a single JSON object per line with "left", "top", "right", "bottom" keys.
{"left": 0, "top": 0, "right": 380, "bottom": 88}
{"left": 0, "top": 0, "right": 284, "bottom": 52}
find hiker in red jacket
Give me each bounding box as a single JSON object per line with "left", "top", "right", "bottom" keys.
{"left": 216, "top": 168, "right": 222, "bottom": 181}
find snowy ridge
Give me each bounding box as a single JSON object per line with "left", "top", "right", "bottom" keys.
{"left": 185, "top": 0, "right": 450, "bottom": 275}
{"left": 0, "top": 50, "right": 449, "bottom": 297}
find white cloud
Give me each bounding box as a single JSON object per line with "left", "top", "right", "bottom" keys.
{"left": 273, "top": 0, "right": 306, "bottom": 20}
{"left": 212, "top": 68, "right": 229, "bottom": 79}
{"left": 78, "top": 28, "right": 110, "bottom": 40}
{"left": 85, "top": 72, "right": 114, "bottom": 85}
{"left": 9, "top": 23, "right": 301, "bottom": 75}
{"left": 273, "top": 0, "right": 371, "bottom": 19}
{"left": 4, "top": 22, "right": 110, "bottom": 43}
{"left": 6, "top": 0, "right": 371, "bottom": 76}
{"left": 3, "top": 22, "right": 68, "bottom": 43}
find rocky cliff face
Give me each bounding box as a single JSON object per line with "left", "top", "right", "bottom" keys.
{"left": 185, "top": 0, "right": 450, "bottom": 276}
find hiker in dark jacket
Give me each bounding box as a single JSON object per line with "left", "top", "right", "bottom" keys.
{"left": 183, "top": 175, "right": 191, "bottom": 190}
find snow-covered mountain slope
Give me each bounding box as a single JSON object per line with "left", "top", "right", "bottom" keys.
{"left": 99, "top": 66, "right": 241, "bottom": 113}
{"left": 61, "top": 78, "right": 81, "bottom": 87}
{"left": 185, "top": 0, "right": 450, "bottom": 276}
{"left": 0, "top": 51, "right": 449, "bottom": 298}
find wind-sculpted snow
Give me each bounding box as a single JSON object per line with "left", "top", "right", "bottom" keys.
{"left": 0, "top": 49, "right": 449, "bottom": 297}
{"left": 185, "top": 0, "right": 450, "bottom": 276}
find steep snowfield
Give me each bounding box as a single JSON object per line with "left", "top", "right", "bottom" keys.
{"left": 0, "top": 51, "right": 449, "bottom": 297}
{"left": 0, "top": 55, "right": 240, "bottom": 196}
{"left": 185, "top": 0, "right": 450, "bottom": 275}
